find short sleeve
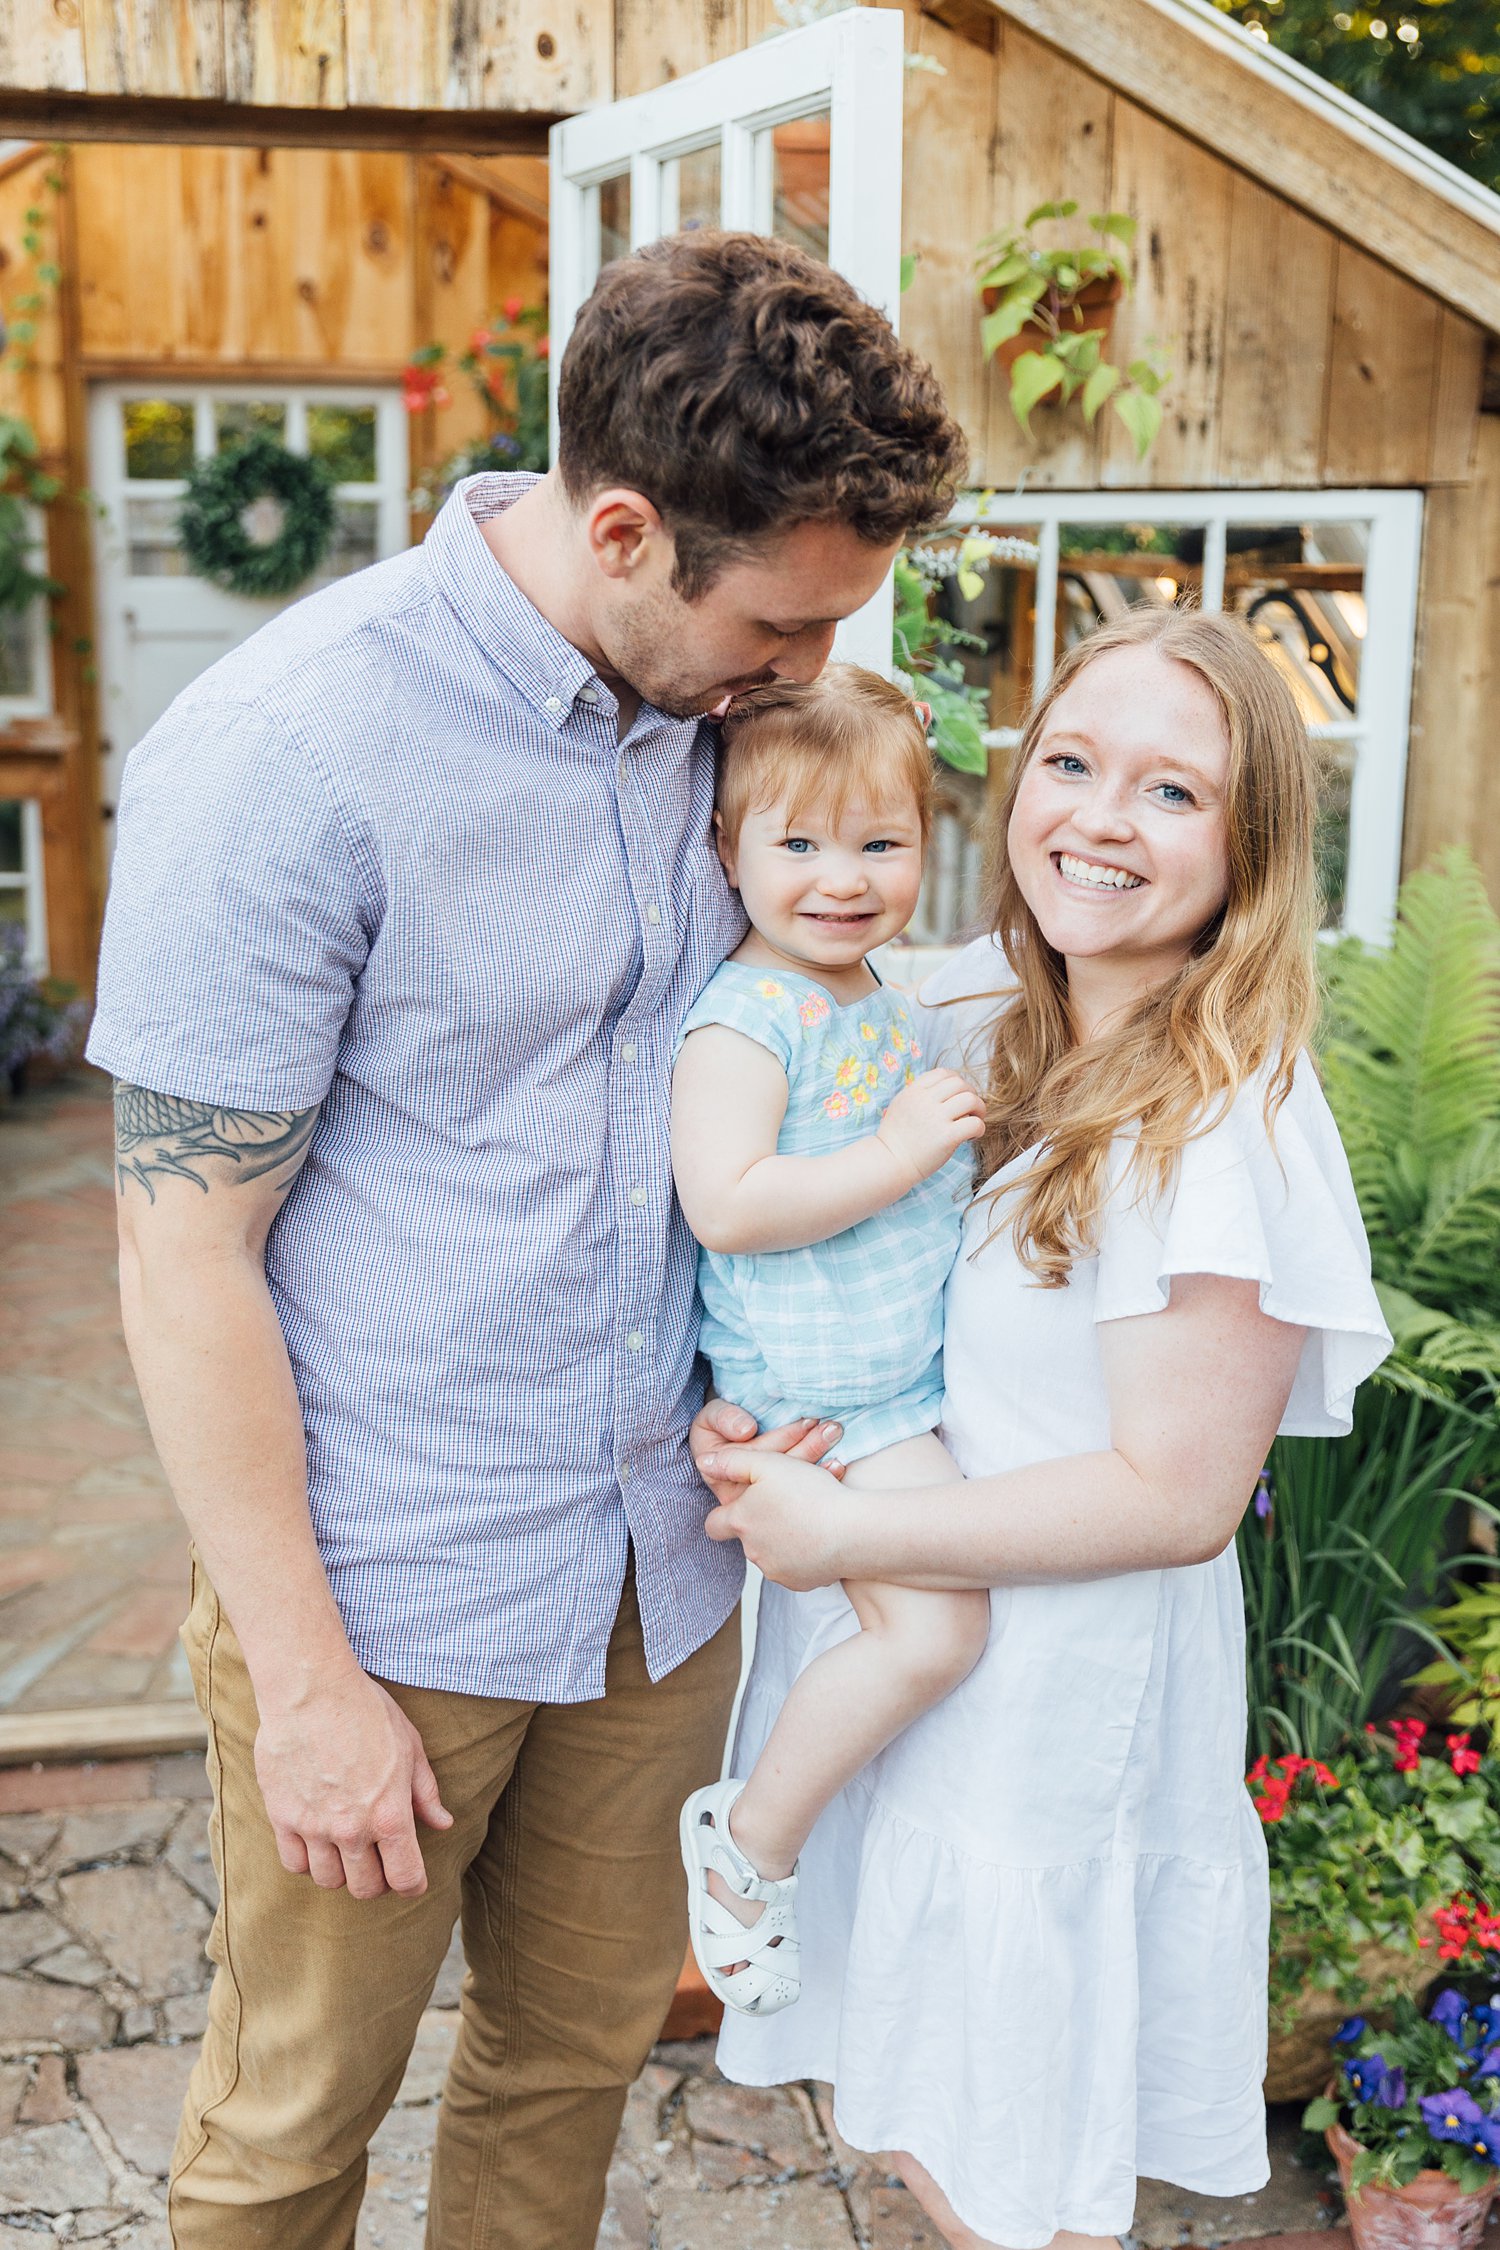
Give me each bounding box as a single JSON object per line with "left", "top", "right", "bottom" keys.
{"left": 675, "top": 966, "right": 798, "bottom": 1073}
{"left": 914, "top": 935, "right": 1015, "bottom": 1080}
{"left": 86, "top": 698, "right": 373, "bottom": 1112}
{"left": 1092, "top": 1056, "right": 1392, "bottom": 1436}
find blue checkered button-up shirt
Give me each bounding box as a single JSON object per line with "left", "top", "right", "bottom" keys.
{"left": 88, "top": 474, "right": 748, "bottom": 1700}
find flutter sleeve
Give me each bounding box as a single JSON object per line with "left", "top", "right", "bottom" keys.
{"left": 675, "top": 963, "right": 799, "bottom": 1073}
{"left": 1092, "top": 1054, "right": 1392, "bottom": 1436}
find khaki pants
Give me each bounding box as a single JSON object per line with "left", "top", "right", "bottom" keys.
{"left": 169, "top": 1558, "right": 740, "bottom": 2249}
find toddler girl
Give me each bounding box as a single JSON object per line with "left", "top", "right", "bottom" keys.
{"left": 674, "top": 663, "right": 987, "bottom": 2016}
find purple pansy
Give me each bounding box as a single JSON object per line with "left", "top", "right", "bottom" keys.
{"left": 1431, "top": 1992, "right": 1472, "bottom": 2043}
{"left": 1421, "top": 2089, "right": 1486, "bottom": 2142}
{"left": 1334, "top": 2017, "right": 1367, "bottom": 2045}
{"left": 1346, "top": 2054, "right": 1392, "bottom": 2101}
{"left": 1376, "top": 2067, "right": 1408, "bottom": 2109}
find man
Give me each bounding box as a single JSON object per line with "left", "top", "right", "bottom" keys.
{"left": 88, "top": 228, "right": 965, "bottom": 2248}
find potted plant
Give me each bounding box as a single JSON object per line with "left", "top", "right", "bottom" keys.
{"left": 1254, "top": 1726, "right": 1500, "bottom": 2100}
{"left": 406, "top": 301, "right": 550, "bottom": 513}
{"left": 0, "top": 923, "right": 87, "bottom": 1097}
{"left": 974, "top": 201, "right": 1168, "bottom": 457}
{"left": 1304, "top": 1994, "right": 1500, "bottom": 2249}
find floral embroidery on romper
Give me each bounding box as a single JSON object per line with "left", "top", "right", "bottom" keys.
{"left": 799, "top": 993, "right": 830, "bottom": 1028}
{"left": 835, "top": 1055, "right": 862, "bottom": 1090}
{"left": 824, "top": 1091, "right": 852, "bottom": 1120}
{"left": 756, "top": 978, "right": 786, "bottom": 1001}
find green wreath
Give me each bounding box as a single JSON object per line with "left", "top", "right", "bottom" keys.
{"left": 177, "top": 434, "right": 336, "bottom": 599}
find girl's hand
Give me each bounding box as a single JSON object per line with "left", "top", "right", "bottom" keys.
{"left": 696, "top": 1447, "right": 855, "bottom": 1591}
{"left": 877, "top": 1068, "right": 985, "bottom": 1187}
{"left": 689, "top": 1400, "right": 846, "bottom": 1504}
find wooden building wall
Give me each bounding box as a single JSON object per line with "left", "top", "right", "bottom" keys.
{"left": 0, "top": 140, "right": 547, "bottom": 984}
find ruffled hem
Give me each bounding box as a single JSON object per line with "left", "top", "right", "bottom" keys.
{"left": 717, "top": 1782, "right": 1270, "bottom": 2246}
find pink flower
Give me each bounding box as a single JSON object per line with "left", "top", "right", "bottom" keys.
{"left": 823, "top": 1092, "right": 851, "bottom": 1120}
{"left": 501, "top": 294, "right": 525, "bottom": 323}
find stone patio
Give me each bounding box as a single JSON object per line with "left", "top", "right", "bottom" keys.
{"left": 0, "top": 1758, "right": 1351, "bottom": 2249}
{"left": 0, "top": 1071, "right": 190, "bottom": 1720}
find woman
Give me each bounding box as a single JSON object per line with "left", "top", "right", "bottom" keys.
{"left": 694, "top": 610, "right": 1392, "bottom": 2250}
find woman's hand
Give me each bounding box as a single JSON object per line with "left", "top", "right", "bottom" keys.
{"left": 695, "top": 1446, "right": 856, "bottom": 1591}
{"left": 688, "top": 1398, "right": 846, "bottom": 1506}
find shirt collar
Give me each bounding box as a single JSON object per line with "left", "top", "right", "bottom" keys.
{"left": 424, "top": 472, "right": 698, "bottom": 749}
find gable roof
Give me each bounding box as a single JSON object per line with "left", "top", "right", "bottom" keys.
{"left": 986, "top": 0, "right": 1500, "bottom": 333}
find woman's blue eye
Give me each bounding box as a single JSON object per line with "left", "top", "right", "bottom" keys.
{"left": 1155, "top": 783, "right": 1193, "bottom": 807}
{"left": 1049, "top": 754, "right": 1088, "bottom": 775}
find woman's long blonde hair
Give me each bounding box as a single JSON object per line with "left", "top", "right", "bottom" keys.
{"left": 973, "top": 608, "right": 1321, "bottom": 1284}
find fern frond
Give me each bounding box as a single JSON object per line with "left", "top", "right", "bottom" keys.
{"left": 1406, "top": 1124, "right": 1500, "bottom": 1315}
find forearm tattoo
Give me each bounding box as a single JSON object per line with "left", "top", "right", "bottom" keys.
{"left": 113, "top": 1084, "right": 320, "bottom": 1202}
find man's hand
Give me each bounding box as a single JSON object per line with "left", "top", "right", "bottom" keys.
{"left": 253, "top": 1669, "right": 453, "bottom": 1901}
{"left": 876, "top": 1068, "right": 985, "bottom": 1189}
{"left": 689, "top": 1398, "right": 847, "bottom": 1507}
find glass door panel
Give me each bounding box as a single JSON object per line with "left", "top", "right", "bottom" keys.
{"left": 769, "top": 114, "right": 830, "bottom": 260}
{"left": 664, "top": 142, "right": 722, "bottom": 233}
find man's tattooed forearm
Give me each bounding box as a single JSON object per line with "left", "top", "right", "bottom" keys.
{"left": 113, "top": 1084, "right": 320, "bottom": 1202}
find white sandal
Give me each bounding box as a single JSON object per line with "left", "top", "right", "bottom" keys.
{"left": 679, "top": 1779, "right": 801, "bottom": 2016}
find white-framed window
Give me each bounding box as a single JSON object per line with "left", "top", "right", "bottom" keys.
{"left": 93, "top": 385, "right": 410, "bottom": 586}
{"left": 0, "top": 505, "right": 55, "bottom": 722}
{"left": 911, "top": 489, "right": 1422, "bottom": 947}
{"left": 549, "top": 7, "right": 905, "bottom": 674}
{"left": 0, "top": 798, "right": 47, "bottom": 971}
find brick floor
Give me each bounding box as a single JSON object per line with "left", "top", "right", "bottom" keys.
{"left": 0, "top": 1071, "right": 190, "bottom": 1720}
{"left": 0, "top": 1772, "right": 1353, "bottom": 2250}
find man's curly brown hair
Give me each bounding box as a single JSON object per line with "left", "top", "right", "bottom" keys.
{"left": 557, "top": 230, "right": 967, "bottom": 600}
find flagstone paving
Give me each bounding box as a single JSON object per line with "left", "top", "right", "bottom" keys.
{"left": 0, "top": 1759, "right": 1349, "bottom": 2248}
{"left": 0, "top": 1071, "right": 190, "bottom": 1719}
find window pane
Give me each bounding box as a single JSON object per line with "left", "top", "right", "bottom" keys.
{"left": 1313, "top": 740, "right": 1354, "bottom": 933}
{"left": 669, "top": 142, "right": 721, "bottom": 233}
{"left": 599, "top": 174, "right": 631, "bottom": 269}
{"left": 309, "top": 499, "right": 378, "bottom": 586}
{"left": 307, "top": 404, "right": 377, "bottom": 484}
{"left": 771, "top": 115, "right": 830, "bottom": 261}
{"left": 0, "top": 606, "right": 36, "bottom": 698}
{"left": 0, "top": 889, "right": 26, "bottom": 932}
{"left": 0, "top": 800, "right": 22, "bottom": 874}
{"left": 124, "top": 400, "right": 194, "bottom": 480}
{"left": 215, "top": 400, "right": 286, "bottom": 454}
{"left": 1226, "top": 520, "right": 1366, "bottom": 722}
{"left": 1057, "top": 524, "right": 1192, "bottom": 646}
{"left": 126, "top": 496, "right": 191, "bottom": 577}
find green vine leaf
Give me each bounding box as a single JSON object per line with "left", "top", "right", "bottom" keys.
{"left": 1009, "top": 350, "right": 1065, "bottom": 432}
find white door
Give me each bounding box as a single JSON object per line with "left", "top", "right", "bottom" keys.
{"left": 549, "top": 7, "right": 905, "bottom": 672}
{"left": 90, "top": 383, "right": 409, "bottom": 833}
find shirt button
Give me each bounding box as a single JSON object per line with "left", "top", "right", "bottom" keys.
{"left": 619, "top": 1462, "right": 632, "bottom": 1483}
{"left": 579, "top": 686, "right": 599, "bottom": 704}
{"left": 544, "top": 695, "right": 563, "bottom": 715}
{"left": 625, "top": 1331, "right": 644, "bottom": 1351}
{"left": 618, "top": 1041, "right": 637, "bottom": 1062}
{"left": 645, "top": 903, "right": 661, "bottom": 926}
{"left": 629, "top": 1186, "right": 647, "bottom": 1206}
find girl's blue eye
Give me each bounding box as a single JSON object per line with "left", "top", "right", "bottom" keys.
{"left": 864, "top": 840, "right": 895, "bottom": 855}
{"left": 783, "top": 837, "right": 814, "bottom": 854}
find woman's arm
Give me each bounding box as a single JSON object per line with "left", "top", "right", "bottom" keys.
{"left": 671, "top": 1024, "right": 983, "bottom": 1255}
{"left": 695, "top": 1273, "right": 1307, "bottom": 1585}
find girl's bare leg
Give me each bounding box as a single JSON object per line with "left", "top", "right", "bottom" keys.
{"left": 892, "top": 2150, "right": 1120, "bottom": 2250}
{"left": 710, "top": 1432, "right": 989, "bottom": 1950}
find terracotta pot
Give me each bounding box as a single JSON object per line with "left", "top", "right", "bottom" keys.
{"left": 1327, "top": 2108, "right": 1500, "bottom": 2250}
{"left": 1264, "top": 1920, "right": 1439, "bottom": 2103}
{"left": 981, "top": 272, "right": 1122, "bottom": 381}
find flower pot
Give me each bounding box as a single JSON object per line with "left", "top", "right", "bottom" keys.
{"left": 981, "top": 273, "right": 1122, "bottom": 382}
{"left": 1265, "top": 1920, "right": 1439, "bottom": 2103}
{"left": 1327, "top": 2111, "right": 1499, "bottom": 2250}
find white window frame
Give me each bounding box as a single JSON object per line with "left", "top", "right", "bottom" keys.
{"left": 0, "top": 798, "right": 48, "bottom": 971}
{"left": 0, "top": 504, "right": 55, "bottom": 722}
{"left": 548, "top": 8, "right": 905, "bottom": 673}
{"left": 89, "top": 381, "right": 411, "bottom": 585}
{"left": 958, "top": 488, "right": 1423, "bottom": 946}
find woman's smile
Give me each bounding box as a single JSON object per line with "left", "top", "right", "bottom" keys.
{"left": 1052, "top": 850, "right": 1146, "bottom": 893}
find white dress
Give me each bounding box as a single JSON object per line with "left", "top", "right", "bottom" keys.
{"left": 717, "top": 936, "right": 1393, "bottom": 2248}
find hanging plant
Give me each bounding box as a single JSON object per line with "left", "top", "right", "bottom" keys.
{"left": 177, "top": 435, "right": 336, "bottom": 599}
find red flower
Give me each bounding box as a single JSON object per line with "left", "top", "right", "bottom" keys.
{"left": 470, "top": 327, "right": 494, "bottom": 353}
{"left": 501, "top": 294, "right": 525, "bottom": 324}
{"left": 1311, "top": 1762, "right": 1341, "bottom": 1789}
{"left": 1390, "top": 1718, "right": 1427, "bottom": 1773}
{"left": 1448, "top": 1732, "right": 1482, "bottom": 1777}
{"left": 536, "top": 335, "right": 550, "bottom": 359}
{"left": 1247, "top": 1755, "right": 1270, "bottom": 1784}
{"left": 402, "top": 364, "right": 450, "bottom": 414}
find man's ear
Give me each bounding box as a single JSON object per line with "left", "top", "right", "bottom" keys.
{"left": 713, "top": 811, "right": 739, "bottom": 888}
{"left": 586, "top": 488, "right": 667, "bottom": 582}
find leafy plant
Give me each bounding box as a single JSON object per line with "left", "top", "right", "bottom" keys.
{"left": 0, "top": 922, "right": 87, "bottom": 1089}
{"left": 0, "top": 416, "right": 60, "bottom": 615}
{"left": 1305, "top": 1991, "right": 1500, "bottom": 2193}
{"left": 892, "top": 548, "right": 990, "bottom": 776}
{"left": 1321, "top": 848, "right": 1500, "bottom": 1406}
{"left": 1411, "top": 1582, "right": 1500, "bottom": 1736}
{"left": 1253, "top": 1725, "right": 1500, "bottom": 2028}
{"left": 406, "top": 301, "right": 550, "bottom": 511}
{"left": 1242, "top": 1386, "right": 1492, "bottom": 1758}
{"left": 975, "top": 201, "right": 1169, "bottom": 458}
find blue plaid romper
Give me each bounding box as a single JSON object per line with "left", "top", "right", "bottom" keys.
{"left": 678, "top": 960, "right": 972, "bottom": 1463}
